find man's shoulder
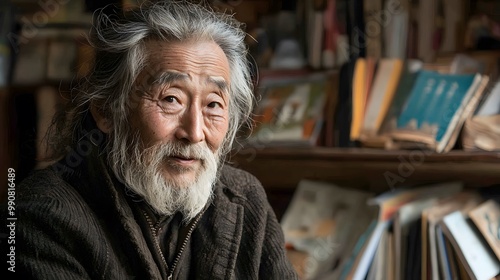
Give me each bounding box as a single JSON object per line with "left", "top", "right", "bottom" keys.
{"left": 217, "top": 164, "right": 267, "bottom": 202}
{"left": 18, "top": 167, "right": 66, "bottom": 196}
{"left": 218, "top": 164, "right": 262, "bottom": 190}
{"left": 17, "top": 166, "right": 83, "bottom": 207}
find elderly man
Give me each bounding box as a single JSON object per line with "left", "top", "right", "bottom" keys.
{"left": 9, "top": 1, "right": 298, "bottom": 279}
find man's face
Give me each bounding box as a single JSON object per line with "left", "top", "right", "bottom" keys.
{"left": 130, "top": 39, "right": 231, "bottom": 185}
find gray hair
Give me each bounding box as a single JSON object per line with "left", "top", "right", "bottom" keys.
{"left": 49, "top": 0, "right": 254, "bottom": 160}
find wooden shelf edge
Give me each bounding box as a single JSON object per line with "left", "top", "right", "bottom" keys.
{"left": 231, "top": 146, "right": 500, "bottom": 163}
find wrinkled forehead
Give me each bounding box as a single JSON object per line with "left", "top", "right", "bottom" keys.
{"left": 136, "top": 39, "right": 231, "bottom": 86}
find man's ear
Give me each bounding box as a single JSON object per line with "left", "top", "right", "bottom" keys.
{"left": 90, "top": 103, "right": 112, "bottom": 134}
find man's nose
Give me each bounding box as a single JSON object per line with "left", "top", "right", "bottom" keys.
{"left": 175, "top": 106, "right": 204, "bottom": 144}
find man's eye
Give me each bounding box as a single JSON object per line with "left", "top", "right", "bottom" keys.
{"left": 208, "top": 102, "right": 222, "bottom": 108}
{"left": 164, "top": 96, "right": 176, "bottom": 103}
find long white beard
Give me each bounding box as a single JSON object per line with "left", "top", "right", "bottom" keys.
{"left": 108, "top": 133, "right": 220, "bottom": 222}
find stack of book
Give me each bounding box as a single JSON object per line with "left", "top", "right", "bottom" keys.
{"left": 350, "top": 56, "right": 492, "bottom": 153}
{"left": 281, "top": 179, "right": 500, "bottom": 280}
{"left": 245, "top": 53, "right": 500, "bottom": 152}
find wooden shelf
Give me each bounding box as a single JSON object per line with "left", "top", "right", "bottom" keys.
{"left": 230, "top": 147, "right": 500, "bottom": 193}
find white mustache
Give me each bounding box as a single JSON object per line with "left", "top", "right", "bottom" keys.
{"left": 144, "top": 141, "right": 217, "bottom": 167}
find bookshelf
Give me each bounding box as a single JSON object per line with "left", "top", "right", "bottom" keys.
{"left": 230, "top": 147, "right": 500, "bottom": 218}
{"left": 226, "top": 0, "right": 500, "bottom": 211}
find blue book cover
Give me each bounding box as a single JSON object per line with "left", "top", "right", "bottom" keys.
{"left": 420, "top": 78, "right": 449, "bottom": 132}
{"left": 396, "top": 71, "right": 477, "bottom": 144}
{"left": 397, "top": 70, "right": 440, "bottom": 130}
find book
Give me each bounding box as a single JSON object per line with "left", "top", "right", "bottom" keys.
{"left": 248, "top": 73, "right": 329, "bottom": 146}
{"left": 443, "top": 232, "right": 461, "bottom": 280}
{"left": 392, "top": 70, "right": 488, "bottom": 152}
{"left": 363, "top": 0, "right": 383, "bottom": 59}
{"left": 436, "top": 225, "right": 453, "bottom": 280}
{"left": 367, "top": 226, "right": 390, "bottom": 280}
{"left": 422, "top": 191, "right": 483, "bottom": 280}
{"left": 393, "top": 197, "right": 438, "bottom": 280}
{"left": 386, "top": 230, "right": 395, "bottom": 280}
{"left": 440, "top": 75, "right": 489, "bottom": 153}
{"left": 363, "top": 58, "right": 377, "bottom": 112}
{"left": 439, "top": 210, "right": 500, "bottom": 280}
{"left": 335, "top": 219, "right": 377, "bottom": 280}
{"left": 462, "top": 114, "right": 500, "bottom": 151}
{"left": 405, "top": 217, "right": 422, "bottom": 280}
{"left": 417, "top": 0, "right": 437, "bottom": 62}
{"left": 440, "top": 0, "right": 466, "bottom": 53}
{"left": 444, "top": 233, "right": 470, "bottom": 280}
{"left": 335, "top": 60, "right": 356, "bottom": 147}
{"left": 308, "top": 3, "right": 325, "bottom": 69}
{"left": 469, "top": 200, "right": 500, "bottom": 261}
{"left": 450, "top": 54, "right": 487, "bottom": 75}
{"left": 280, "top": 179, "right": 374, "bottom": 279}
{"left": 321, "top": 0, "right": 338, "bottom": 69}
{"left": 349, "top": 182, "right": 463, "bottom": 280}
{"left": 383, "top": 0, "right": 410, "bottom": 59}
{"left": 350, "top": 58, "right": 367, "bottom": 141}
{"left": 476, "top": 80, "right": 500, "bottom": 116}
{"left": 320, "top": 204, "right": 378, "bottom": 280}
{"left": 379, "top": 60, "right": 423, "bottom": 136}
{"left": 361, "top": 58, "right": 404, "bottom": 138}
{"left": 362, "top": 60, "right": 423, "bottom": 149}
{"left": 351, "top": 58, "right": 377, "bottom": 142}
{"left": 348, "top": 0, "right": 367, "bottom": 59}
{"left": 321, "top": 71, "right": 339, "bottom": 147}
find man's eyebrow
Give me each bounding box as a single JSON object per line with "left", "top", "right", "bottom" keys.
{"left": 152, "top": 71, "right": 189, "bottom": 85}
{"left": 151, "top": 71, "right": 228, "bottom": 93}
{"left": 207, "top": 76, "right": 228, "bottom": 93}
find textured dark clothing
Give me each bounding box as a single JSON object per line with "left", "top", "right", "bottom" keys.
{"left": 11, "top": 147, "right": 298, "bottom": 279}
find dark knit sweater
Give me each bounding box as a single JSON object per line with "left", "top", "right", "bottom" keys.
{"left": 9, "top": 148, "right": 298, "bottom": 279}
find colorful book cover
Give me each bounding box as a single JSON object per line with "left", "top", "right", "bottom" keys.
{"left": 249, "top": 74, "right": 328, "bottom": 146}
{"left": 395, "top": 70, "right": 482, "bottom": 152}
